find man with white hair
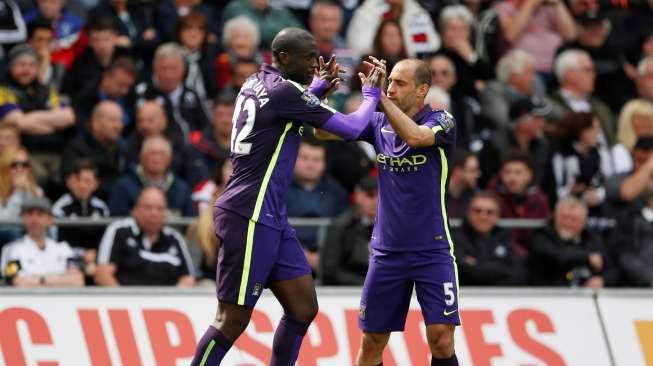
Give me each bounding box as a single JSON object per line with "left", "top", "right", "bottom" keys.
{"left": 549, "top": 48, "right": 615, "bottom": 143}
{"left": 108, "top": 135, "right": 196, "bottom": 217}
{"left": 636, "top": 56, "right": 653, "bottom": 104}
{"left": 479, "top": 49, "right": 546, "bottom": 129}
{"left": 135, "top": 42, "right": 210, "bottom": 142}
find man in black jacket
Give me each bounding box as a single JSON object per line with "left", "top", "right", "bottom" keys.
{"left": 530, "top": 196, "right": 618, "bottom": 287}
{"left": 320, "top": 175, "right": 378, "bottom": 285}
{"left": 453, "top": 191, "right": 526, "bottom": 286}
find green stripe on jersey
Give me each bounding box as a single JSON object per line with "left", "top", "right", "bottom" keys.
{"left": 438, "top": 147, "right": 461, "bottom": 314}
{"left": 287, "top": 80, "right": 337, "bottom": 113}
{"left": 237, "top": 121, "right": 294, "bottom": 305}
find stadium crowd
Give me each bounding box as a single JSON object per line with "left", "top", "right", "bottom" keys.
{"left": 1, "top": 0, "right": 653, "bottom": 289}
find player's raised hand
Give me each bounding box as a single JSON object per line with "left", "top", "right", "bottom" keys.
{"left": 317, "top": 55, "right": 342, "bottom": 98}
{"left": 367, "top": 56, "right": 387, "bottom": 90}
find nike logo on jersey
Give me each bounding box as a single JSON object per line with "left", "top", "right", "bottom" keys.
{"left": 443, "top": 309, "right": 458, "bottom": 316}
{"left": 381, "top": 127, "right": 394, "bottom": 134}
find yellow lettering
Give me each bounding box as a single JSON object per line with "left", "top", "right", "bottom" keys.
{"left": 413, "top": 155, "right": 427, "bottom": 165}
{"left": 376, "top": 154, "right": 386, "bottom": 164}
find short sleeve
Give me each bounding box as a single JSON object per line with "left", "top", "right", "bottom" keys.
{"left": 425, "top": 110, "right": 456, "bottom": 146}
{"left": 272, "top": 80, "right": 336, "bottom": 128}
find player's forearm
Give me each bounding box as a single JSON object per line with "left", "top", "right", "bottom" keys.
{"left": 320, "top": 86, "right": 380, "bottom": 140}
{"left": 379, "top": 94, "right": 434, "bottom": 147}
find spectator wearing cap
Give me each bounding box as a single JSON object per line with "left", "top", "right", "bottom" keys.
{"left": 557, "top": 10, "right": 635, "bottom": 113}
{"left": 446, "top": 150, "right": 481, "bottom": 218}
{"left": 135, "top": 42, "right": 210, "bottom": 142}
{"left": 0, "top": 44, "right": 76, "bottom": 187}
{"left": 480, "top": 50, "right": 548, "bottom": 131}
{"left": 23, "top": 0, "right": 83, "bottom": 70}
{"left": 191, "top": 93, "right": 235, "bottom": 176}
{"left": 606, "top": 137, "right": 653, "bottom": 211}
{"left": 479, "top": 96, "right": 552, "bottom": 186}
{"left": 222, "top": 0, "right": 300, "bottom": 50}
{"left": 109, "top": 135, "right": 196, "bottom": 217}
{"left": 61, "top": 100, "right": 126, "bottom": 201}
{"left": 52, "top": 159, "right": 109, "bottom": 276}
{"left": 125, "top": 100, "right": 208, "bottom": 187}
{"left": 26, "top": 18, "right": 63, "bottom": 91}
{"left": 488, "top": 150, "right": 550, "bottom": 257}
{"left": 347, "top": 0, "right": 440, "bottom": 58}
{"left": 73, "top": 56, "right": 137, "bottom": 131}
{"left": 0, "top": 196, "right": 83, "bottom": 287}
{"left": 321, "top": 175, "right": 378, "bottom": 285}
{"left": 63, "top": 17, "right": 129, "bottom": 100}
{"left": 530, "top": 197, "right": 617, "bottom": 287}
{"left": 549, "top": 49, "right": 616, "bottom": 144}
{"left": 453, "top": 192, "right": 527, "bottom": 286}
{"left": 287, "top": 136, "right": 348, "bottom": 273}
{"left": 95, "top": 186, "right": 195, "bottom": 287}
{"left": 614, "top": 189, "right": 653, "bottom": 287}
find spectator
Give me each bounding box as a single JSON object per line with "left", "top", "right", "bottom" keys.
{"left": 617, "top": 99, "right": 653, "bottom": 152}
{"left": 558, "top": 10, "right": 635, "bottom": 113}
{"left": 1, "top": 196, "right": 83, "bottom": 287}
{"left": 347, "top": 0, "right": 440, "bottom": 58}
{"left": 424, "top": 85, "right": 450, "bottom": 110}
{"left": 0, "top": 0, "right": 26, "bottom": 60}
{"left": 436, "top": 5, "right": 493, "bottom": 96}
{"left": 0, "top": 125, "right": 20, "bottom": 155}
{"left": 309, "top": 0, "right": 358, "bottom": 109}
{"left": 0, "top": 44, "right": 76, "bottom": 187}
{"left": 321, "top": 175, "right": 378, "bottom": 285}
{"left": 494, "top": 0, "right": 576, "bottom": 77}
{"left": 454, "top": 192, "right": 526, "bottom": 286}
{"left": 191, "top": 92, "right": 235, "bottom": 175}
{"left": 489, "top": 150, "right": 550, "bottom": 256}
{"left": 63, "top": 17, "right": 127, "bottom": 99}
{"left": 186, "top": 189, "right": 222, "bottom": 285}
{"left": 109, "top": 135, "right": 196, "bottom": 217}
{"left": 429, "top": 53, "right": 483, "bottom": 149}
{"left": 26, "top": 18, "right": 63, "bottom": 90}
{"left": 479, "top": 96, "right": 551, "bottom": 186}
{"left": 87, "top": 0, "right": 159, "bottom": 60}
{"left": 214, "top": 16, "right": 270, "bottom": 92}
{"left": 616, "top": 191, "right": 653, "bottom": 287}
{"left": 61, "top": 100, "right": 125, "bottom": 201}
{"left": 191, "top": 158, "right": 233, "bottom": 216}
{"left": 73, "top": 56, "right": 137, "bottom": 130}
{"left": 176, "top": 12, "right": 217, "bottom": 103}
{"left": 135, "top": 42, "right": 210, "bottom": 142}
{"left": 220, "top": 57, "right": 260, "bottom": 95}
{"left": 549, "top": 49, "right": 615, "bottom": 144}
{"left": 154, "top": 0, "right": 219, "bottom": 45}
{"left": 606, "top": 137, "right": 653, "bottom": 209}
{"left": 635, "top": 56, "right": 653, "bottom": 104}
{"left": 287, "top": 136, "right": 348, "bottom": 273}
{"left": 547, "top": 112, "right": 613, "bottom": 217}
{"left": 222, "top": 0, "right": 300, "bottom": 49}
{"left": 23, "top": 0, "right": 84, "bottom": 70}
{"left": 52, "top": 159, "right": 109, "bottom": 275}
{"left": 95, "top": 186, "right": 195, "bottom": 286}
{"left": 530, "top": 197, "right": 617, "bottom": 287}
{"left": 480, "top": 50, "right": 546, "bottom": 130}
{"left": 125, "top": 100, "right": 207, "bottom": 186}
{"left": 446, "top": 150, "right": 481, "bottom": 218}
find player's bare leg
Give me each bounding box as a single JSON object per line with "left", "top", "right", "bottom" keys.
{"left": 426, "top": 324, "right": 458, "bottom": 365}
{"left": 268, "top": 274, "right": 319, "bottom": 366}
{"left": 190, "top": 301, "right": 253, "bottom": 365}
{"left": 356, "top": 332, "right": 390, "bottom": 366}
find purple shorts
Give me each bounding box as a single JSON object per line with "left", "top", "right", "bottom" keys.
{"left": 213, "top": 208, "right": 311, "bottom": 307}
{"left": 359, "top": 248, "right": 461, "bottom": 332}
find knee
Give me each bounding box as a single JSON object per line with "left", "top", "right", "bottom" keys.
{"left": 428, "top": 327, "right": 455, "bottom": 357}
{"left": 291, "top": 301, "right": 318, "bottom": 324}
{"left": 361, "top": 332, "right": 390, "bottom": 350}
{"left": 214, "top": 310, "right": 250, "bottom": 340}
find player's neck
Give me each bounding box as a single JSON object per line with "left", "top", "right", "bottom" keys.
{"left": 405, "top": 103, "right": 423, "bottom": 119}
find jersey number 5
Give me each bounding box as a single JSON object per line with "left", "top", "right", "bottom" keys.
{"left": 231, "top": 95, "right": 256, "bottom": 155}
{"left": 443, "top": 282, "right": 455, "bottom": 306}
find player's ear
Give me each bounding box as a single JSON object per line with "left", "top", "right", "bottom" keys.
{"left": 416, "top": 83, "right": 429, "bottom": 99}
{"left": 278, "top": 51, "right": 290, "bottom": 66}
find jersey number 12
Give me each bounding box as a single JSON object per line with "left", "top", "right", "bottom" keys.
{"left": 231, "top": 95, "right": 256, "bottom": 155}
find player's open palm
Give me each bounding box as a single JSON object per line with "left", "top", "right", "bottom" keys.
{"left": 317, "top": 55, "right": 341, "bottom": 98}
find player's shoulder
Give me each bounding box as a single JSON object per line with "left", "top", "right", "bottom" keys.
{"left": 430, "top": 109, "right": 456, "bottom": 133}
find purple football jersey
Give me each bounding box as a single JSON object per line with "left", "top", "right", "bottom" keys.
{"left": 359, "top": 106, "right": 457, "bottom": 251}
{"left": 216, "top": 64, "right": 336, "bottom": 229}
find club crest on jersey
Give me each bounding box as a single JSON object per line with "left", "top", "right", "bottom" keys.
{"left": 437, "top": 111, "right": 455, "bottom": 133}
{"left": 359, "top": 305, "right": 366, "bottom": 320}
{"left": 301, "top": 90, "right": 321, "bottom": 107}
{"left": 252, "top": 283, "right": 263, "bottom": 297}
